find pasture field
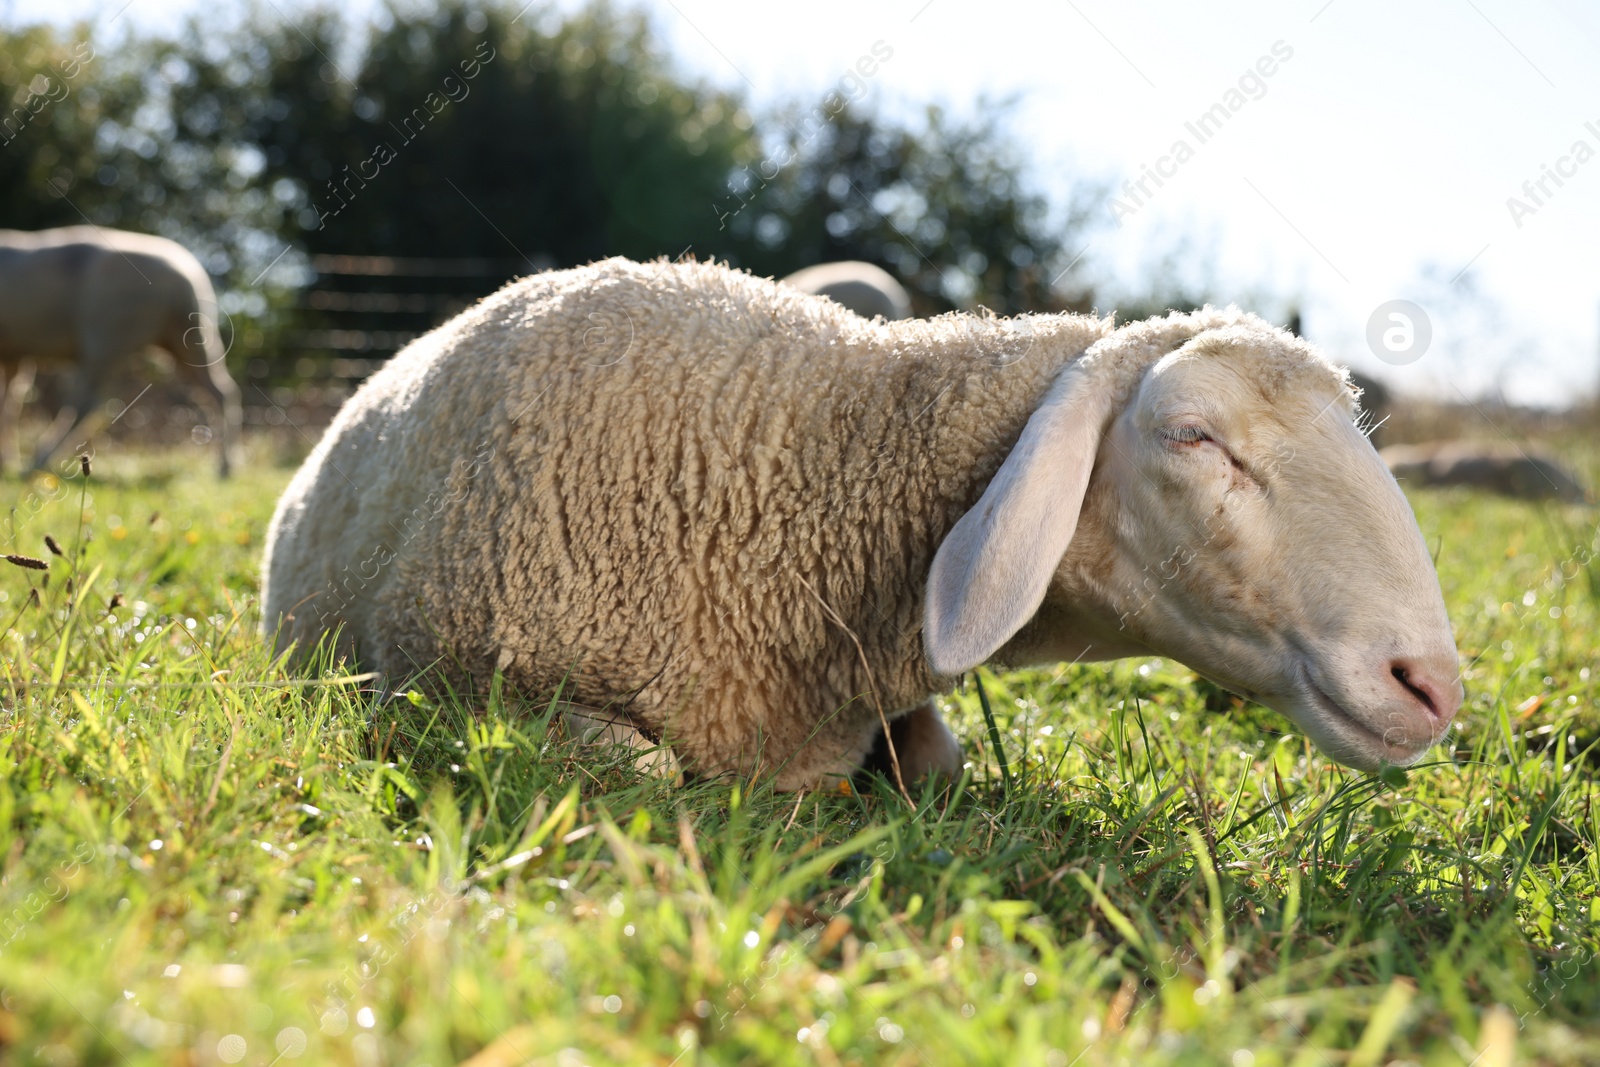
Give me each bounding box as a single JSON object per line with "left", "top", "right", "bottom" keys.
{"left": 0, "top": 438, "right": 1597, "bottom": 1066}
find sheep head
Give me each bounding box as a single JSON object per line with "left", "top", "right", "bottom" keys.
{"left": 925, "top": 312, "right": 1462, "bottom": 772}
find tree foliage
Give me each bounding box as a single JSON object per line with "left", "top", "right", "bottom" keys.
{"left": 1, "top": 0, "right": 1103, "bottom": 356}
{"left": 0, "top": 26, "right": 129, "bottom": 231}
{"left": 722, "top": 103, "right": 1098, "bottom": 314}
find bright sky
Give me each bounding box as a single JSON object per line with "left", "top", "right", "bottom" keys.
{"left": 9, "top": 0, "right": 1600, "bottom": 405}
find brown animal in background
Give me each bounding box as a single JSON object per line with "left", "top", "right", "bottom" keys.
{"left": 1381, "top": 440, "right": 1589, "bottom": 503}
{"left": 0, "top": 226, "right": 243, "bottom": 476}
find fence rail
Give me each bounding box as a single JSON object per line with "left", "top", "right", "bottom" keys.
{"left": 308, "top": 254, "right": 530, "bottom": 277}
{"left": 249, "top": 252, "right": 535, "bottom": 388}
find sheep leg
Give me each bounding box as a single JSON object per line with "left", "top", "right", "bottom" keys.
{"left": 27, "top": 369, "right": 104, "bottom": 476}
{"left": 884, "top": 700, "right": 966, "bottom": 779}
{"left": 163, "top": 323, "right": 242, "bottom": 478}
{"left": 563, "top": 703, "right": 682, "bottom": 783}
{"left": 773, "top": 722, "right": 888, "bottom": 794}
{"left": 0, "top": 362, "right": 34, "bottom": 474}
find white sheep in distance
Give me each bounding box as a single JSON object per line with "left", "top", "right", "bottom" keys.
{"left": 0, "top": 226, "right": 243, "bottom": 476}
{"left": 260, "top": 258, "right": 1463, "bottom": 788}
{"left": 782, "top": 260, "right": 912, "bottom": 321}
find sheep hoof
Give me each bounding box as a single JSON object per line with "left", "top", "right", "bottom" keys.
{"left": 562, "top": 704, "right": 683, "bottom": 784}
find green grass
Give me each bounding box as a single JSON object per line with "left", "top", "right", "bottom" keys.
{"left": 1, "top": 443, "right": 1597, "bottom": 1066}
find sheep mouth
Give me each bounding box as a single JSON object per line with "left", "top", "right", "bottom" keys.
{"left": 1295, "top": 663, "right": 1431, "bottom": 768}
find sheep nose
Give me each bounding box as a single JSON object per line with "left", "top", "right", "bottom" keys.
{"left": 1390, "top": 660, "right": 1463, "bottom": 725}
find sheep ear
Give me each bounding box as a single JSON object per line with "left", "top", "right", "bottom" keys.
{"left": 924, "top": 362, "right": 1113, "bottom": 675}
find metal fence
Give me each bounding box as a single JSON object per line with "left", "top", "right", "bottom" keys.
{"left": 243, "top": 253, "right": 534, "bottom": 388}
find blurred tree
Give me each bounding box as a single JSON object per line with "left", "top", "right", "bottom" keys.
{"left": 726, "top": 103, "right": 1099, "bottom": 315}
{"left": 165, "top": 0, "right": 1094, "bottom": 314}
{"left": 0, "top": 25, "right": 125, "bottom": 231}
{"left": 198, "top": 0, "right": 763, "bottom": 266}
{"left": 2, "top": 0, "right": 1109, "bottom": 385}
{"left": 0, "top": 21, "right": 288, "bottom": 279}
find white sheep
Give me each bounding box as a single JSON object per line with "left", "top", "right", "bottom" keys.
{"left": 0, "top": 226, "right": 243, "bottom": 476}
{"left": 782, "top": 260, "right": 912, "bottom": 321}
{"left": 261, "top": 257, "right": 1463, "bottom": 788}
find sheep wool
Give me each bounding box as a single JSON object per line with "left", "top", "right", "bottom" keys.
{"left": 262, "top": 258, "right": 1252, "bottom": 786}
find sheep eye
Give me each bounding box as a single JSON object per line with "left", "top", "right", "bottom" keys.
{"left": 1160, "top": 424, "right": 1210, "bottom": 444}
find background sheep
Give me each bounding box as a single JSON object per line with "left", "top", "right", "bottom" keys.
{"left": 1382, "top": 440, "right": 1589, "bottom": 503}
{"left": 0, "top": 226, "right": 243, "bottom": 476}
{"left": 781, "top": 260, "right": 912, "bottom": 322}
{"left": 262, "top": 258, "right": 1462, "bottom": 789}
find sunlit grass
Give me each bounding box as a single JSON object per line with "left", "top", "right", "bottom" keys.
{"left": 0, "top": 444, "right": 1596, "bottom": 1065}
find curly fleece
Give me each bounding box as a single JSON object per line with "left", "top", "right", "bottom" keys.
{"left": 260, "top": 257, "right": 1330, "bottom": 787}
